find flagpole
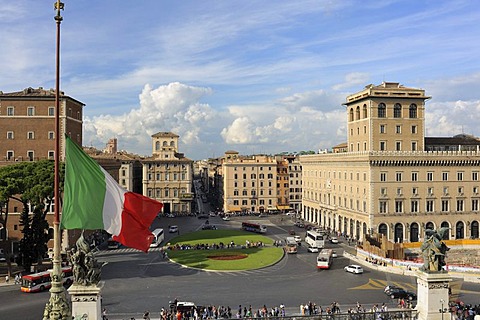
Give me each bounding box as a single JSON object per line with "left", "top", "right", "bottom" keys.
{"left": 43, "top": 1, "right": 71, "bottom": 319}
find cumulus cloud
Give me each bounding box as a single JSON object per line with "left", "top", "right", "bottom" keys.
{"left": 425, "top": 100, "right": 480, "bottom": 137}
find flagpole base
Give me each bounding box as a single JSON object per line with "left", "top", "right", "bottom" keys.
{"left": 68, "top": 281, "right": 104, "bottom": 320}
{"left": 43, "top": 279, "right": 71, "bottom": 320}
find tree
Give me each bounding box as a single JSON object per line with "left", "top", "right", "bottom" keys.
{"left": 0, "top": 160, "right": 63, "bottom": 272}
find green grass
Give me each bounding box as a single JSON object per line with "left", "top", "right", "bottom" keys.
{"left": 166, "top": 230, "right": 284, "bottom": 271}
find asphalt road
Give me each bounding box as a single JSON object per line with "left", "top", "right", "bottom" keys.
{"left": 1, "top": 214, "right": 479, "bottom": 319}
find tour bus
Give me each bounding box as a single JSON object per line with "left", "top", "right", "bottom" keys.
{"left": 241, "top": 221, "right": 267, "bottom": 233}
{"left": 305, "top": 230, "right": 325, "bottom": 249}
{"left": 21, "top": 267, "right": 73, "bottom": 293}
{"left": 150, "top": 228, "right": 165, "bottom": 248}
{"left": 284, "top": 237, "right": 298, "bottom": 254}
{"left": 316, "top": 249, "right": 333, "bottom": 269}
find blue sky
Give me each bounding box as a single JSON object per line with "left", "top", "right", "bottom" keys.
{"left": 1, "top": 0, "right": 480, "bottom": 160}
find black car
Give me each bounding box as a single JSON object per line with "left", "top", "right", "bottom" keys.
{"left": 386, "top": 288, "right": 417, "bottom": 301}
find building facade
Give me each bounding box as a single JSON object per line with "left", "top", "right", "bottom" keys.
{"left": 142, "top": 132, "right": 194, "bottom": 215}
{"left": 301, "top": 82, "right": 480, "bottom": 243}
{"left": 0, "top": 87, "right": 84, "bottom": 163}
{"left": 222, "top": 152, "right": 278, "bottom": 213}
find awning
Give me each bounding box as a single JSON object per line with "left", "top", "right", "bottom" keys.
{"left": 227, "top": 207, "right": 241, "bottom": 212}
{"left": 277, "top": 205, "right": 290, "bottom": 210}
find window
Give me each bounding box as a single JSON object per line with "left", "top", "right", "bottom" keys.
{"left": 472, "top": 199, "right": 479, "bottom": 212}
{"left": 443, "top": 187, "right": 449, "bottom": 195}
{"left": 27, "top": 107, "right": 35, "bottom": 116}
{"left": 396, "top": 125, "right": 401, "bottom": 134}
{"left": 412, "top": 187, "right": 418, "bottom": 195}
{"left": 411, "top": 200, "right": 418, "bottom": 213}
{"left": 380, "top": 141, "right": 386, "bottom": 151}
{"left": 6, "top": 151, "right": 14, "bottom": 161}
{"left": 411, "top": 125, "right": 417, "bottom": 134}
{"left": 396, "top": 172, "right": 402, "bottom": 182}
{"left": 427, "top": 172, "right": 433, "bottom": 181}
{"left": 7, "top": 107, "right": 14, "bottom": 116}
{"left": 426, "top": 200, "right": 434, "bottom": 212}
{"left": 409, "top": 104, "right": 417, "bottom": 118}
{"left": 379, "top": 201, "right": 387, "bottom": 213}
{"left": 441, "top": 200, "right": 449, "bottom": 212}
{"left": 474, "top": 186, "right": 479, "bottom": 194}
{"left": 442, "top": 172, "right": 448, "bottom": 181}
{"left": 394, "top": 103, "right": 402, "bottom": 118}
{"left": 380, "top": 125, "right": 386, "bottom": 133}
{"left": 378, "top": 103, "right": 386, "bottom": 118}
{"left": 27, "top": 151, "right": 34, "bottom": 161}
{"left": 380, "top": 172, "right": 387, "bottom": 182}
{"left": 27, "top": 131, "right": 34, "bottom": 140}
{"left": 48, "top": 151, "right": 54, "bottom": 159}
{"left": 381, "top": 188, "right": 387, "bottom": 195}
{"left": 396, "top": 188, "right": 403, "bottom": 196}
{"left": 456, "top": 200, "right": 464, "bottom": 212}
{"left": 6, "top": 131, "right": 14, "bottom": 139}
{"left": 457, "top": 172, "right": 464, "bottom": 181}
{"left": 473, "top": 172, "right": 479, "bottom": 181}
{"left": 411, "top": 172, "right": 418, "bottom": 181}
{"left": 395, "top": 200, "right": 403, "bottom": 213}
{"left": 395, "top": 141, "right": 401, "bottom": 151}
{"left": 428, "top": 187, "right": 434, "bottom": 195}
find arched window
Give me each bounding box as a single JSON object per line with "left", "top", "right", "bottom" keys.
{"left": 394, "top": 103, "right": 402, "bottom": 118}
{"left": 378, "top": 103, "right": 386, "bottom": 118}
{"left": 410, "top": 223, "right": 419, "bottom": 242}
{"left": 426, "top": 221, "right": 435, "bottom": 230}
{"left": 349, "top": 108, "right": 354, "bottom": 122}
{"left": 355, "top": 106, "right": 360, "bottom": 120}
{"left": 170, "top": 141, "right": 175, "bottom": 147}
{"left": 363, "top": 104, "right": 367, "bottom": 118}
{"left": 456, "top": 221, "right": 464, "bottom": 239}
{"left": 379, "top": 223, "right": 388, "bottom": 237}
{"left": 394, "top": 223, "right": 404, "bottom": 243}
{"left": 163, "top": 141, "right": 168, "bottom": 147}
{"left": 155, "top": 141, "right": 160, "bottom": 151}
{"left": 409, "top": 104, "right": 417, "bottom": 118}
{"left": 441, "top": 221, "right": 450, "bottom": 239}
{"left": 471, "top": 221, "right": 479, "bottom": 239}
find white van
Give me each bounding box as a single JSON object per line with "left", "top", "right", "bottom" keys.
{"left": 150, "top": 228, "right": 165, "bottom": 248}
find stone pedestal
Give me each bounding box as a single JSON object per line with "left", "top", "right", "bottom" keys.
{"left": 416, "top": 272, "right": 451, "bottom": 320}
{"left": 68, "top": 281, "right": 104, "bottom": 320}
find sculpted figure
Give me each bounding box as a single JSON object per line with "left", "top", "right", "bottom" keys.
{"left": 420, "top": 227, "right": 450, "bottom": 272}
{"left": 69, "top": 232, "right": 105, "bottom": 286}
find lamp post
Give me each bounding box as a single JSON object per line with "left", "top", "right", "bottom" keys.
{"left": 43, "top": 1, "right": 71, "bottom": 319}
{"left": 439, "top": 299, "right": 448, "bottom": 320}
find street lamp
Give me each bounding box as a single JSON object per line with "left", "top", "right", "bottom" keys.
{"left": 43, "top": 1, "right": 70, "bottom": 319}
{"left": 439, "top": 299, "right": 448, "bottom": 320}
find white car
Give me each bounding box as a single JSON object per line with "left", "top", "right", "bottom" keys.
{"left": 307, "top": 246, "right": 319, "bottom": 253}
{"left": 169, "top": 225, "right": 179, "bottom": 233}
{"left": 222, "top": 216, "right": 231, "bottom": 221}
{"left": 286, "top": 211, "right": 296, "bottom": 216}
{"left": 330, "top": 237, "right": 339, "bottom": 244}
{"left": 344, "top": 264, "right": 364, "bottom": 274}
{"left": 294, "top": 235, "right": 302, "bottom": 243}
{"left": 332, "top": 250, "right": 338, "bottom": 258}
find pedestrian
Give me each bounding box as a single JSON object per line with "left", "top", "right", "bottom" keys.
{"left": 143, "top": 310, "right": 150, "bottom": 320}
{"left": 5, "top": 275, "right": 9, "bottom": 283}
{"left": 102, "top": 307, "right": 108, "bottom": 320}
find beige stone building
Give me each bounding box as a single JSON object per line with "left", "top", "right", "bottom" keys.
{"left": 142, "top": 132, "right": 194, "bottom": 215}
{"left": 301, "top": 82, "right": 480, "bottom": 243}
{"left": 222, "top": 152, "right": 278, "bottom": 213}
{"left": 285, "top": 155, "right": 302, "bottom": 213}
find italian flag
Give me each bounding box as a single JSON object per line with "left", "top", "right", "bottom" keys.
{"left": 61, "top": 136, "right": 163, "bottom": 252}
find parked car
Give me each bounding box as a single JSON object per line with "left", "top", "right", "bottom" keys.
{"left": 202, "top": 224, "right": 217, "bottom": 230}
{"left": 344, "top": 264, "right": 364, "bottom": 274}
{"left": 307, "top": 246, "right": 319, "bottom": 253}
{"left": 169, "top": 225, "right": 179, "bottom": 233}
{"left": 330, "top": 237, "right": 339, "bottom": 244}
{"left": 386, "top": 288, "right": 417, "bottom": 301}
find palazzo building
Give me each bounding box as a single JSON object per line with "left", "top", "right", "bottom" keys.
{"left": 300, "top": 82, "right": 480, "bottom": 242}
{"left": 142, "top": 132, "right": 194, "bottom": 215}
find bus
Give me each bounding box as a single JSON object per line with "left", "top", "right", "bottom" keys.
{"left": 305, "top": 230, "right": 325, "bottom": 249}
{"left": 284, "top": 237, "right": 298, "bottom": 254}
{"left": 316, "top": 249, "right": 333, "bottom": 269}
{"left": 241, "top": 222, "right": 267, "bottom": 233}
{"left": 150, "top": 228, "right": 165, "bottom": 248}
{"left": 21, "top": 267, "right": 73, "bottom": 293}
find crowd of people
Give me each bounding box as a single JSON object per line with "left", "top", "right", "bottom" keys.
{"left": 166, "top": 240, "right": 265, "bottom": 252}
